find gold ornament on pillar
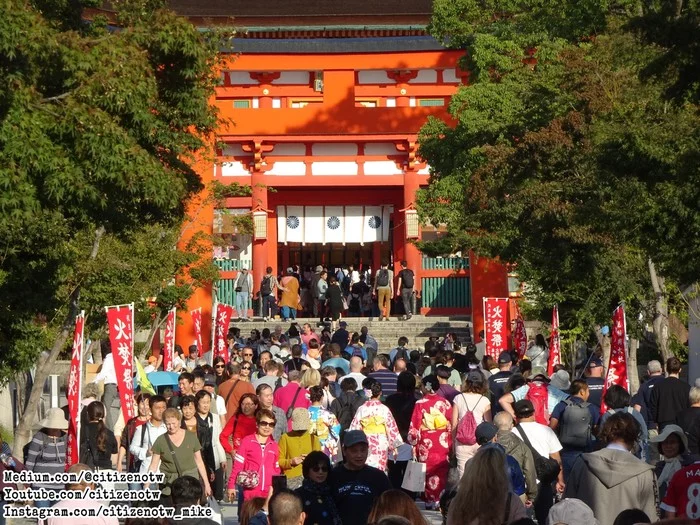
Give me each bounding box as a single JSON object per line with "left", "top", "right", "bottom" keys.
{"left": 252, "top": 206, "right": 272, "bottom": 240}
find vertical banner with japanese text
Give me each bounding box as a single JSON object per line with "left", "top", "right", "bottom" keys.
{"left": 484, "top": 297, "right": 509, "bottom": 358}
{"left": 106, "top": 304, "right": 135, "bottom": 422}
{"left": 600, "top": 304, "right": 629, "bottom": 413}
{"left": 191, "top": 308, "right": 203, "bottom": 356}
{"left": 66, "top": 311, "right": 84, "bottom": 469}
{"left": 547, "top": 305, "right": 561, "bottom": 376}
{"left": 214, "top": 303, "right": 235, "bottom": 363}
{"left": 162, "top": 308, "right": 176, "bottom": 372}
{"left": 513, "top": 318, "right": 527, "bottom": 360}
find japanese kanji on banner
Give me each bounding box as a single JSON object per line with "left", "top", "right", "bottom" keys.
{"left": 214, "top": 303, "right": 235, "bottom": 362}
{"left": 191, "top": 307, "right": 203, "bottom": 357}
{"left": 600, "top": 304, "right": 629, "bottom": 413}
{"left": 483, "top": 297, "right": 509, "bottom": 358}
{"left": 106, "top": 304, "right": 135, "bottom": 422}
{"left": 547, "top": 305, "right": 561, "bottom": 376}
{"left": 513, "top": 318, "right": 527, "bottom": 360}
{"left": 163, "top": 307, "right": 176, "bottom": 372}
{"left": 66, "top": 311, "right": 84, "bottom": 469}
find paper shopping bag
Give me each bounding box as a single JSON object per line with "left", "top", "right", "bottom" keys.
{"left": 401, "top": 460, "right": 426, "bottom": 492}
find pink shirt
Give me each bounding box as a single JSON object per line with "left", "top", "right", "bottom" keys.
{"left": 300, "top": 332, "right": 319, "bottom": 348}
{"left": 273, "top": 382, "right": 311, "bottom": 430}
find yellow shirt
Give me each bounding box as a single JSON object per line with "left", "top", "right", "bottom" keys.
{"left": 278, "top": 430, "right": 321, "bottom": 478}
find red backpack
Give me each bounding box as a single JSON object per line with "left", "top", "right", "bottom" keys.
{"left": 525, "top": 383, "right": 550, "bottom": 425}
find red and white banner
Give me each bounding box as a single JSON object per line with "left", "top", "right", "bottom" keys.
{"left": 66, "top": 311, "right": 85, "bottom": 469}
{"left": 191, "top": 307, "right": 203, "bottom": 357}
{"left": 214, "top": 303, "right": 235, "bottom": 363}
{"left": 163, "top": 308, "right": 176, "bottom": 372}
{"left": 106, "top": 304, "right": 135, "bottom": 422}
{"left": 548, "top": 305, "right": 561, "bottom": 376}
{"left": 513, "top": 318, "right": 527, "bottom": 360}
{"left": 484, "top": 297, "right": 509, "bottom": 358}
{"left": 600, "top": 304, "right": 629, "bottom": 413}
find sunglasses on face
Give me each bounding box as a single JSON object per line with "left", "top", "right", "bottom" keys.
{"left": 215, "top": 365, "right": 225, "bottom": 369}
{"left": 311, "top": 465, "right": 329, "bottom": 473}
{"left": 243, "top": 353, "right": 253, "bottom": 357}
{"left": 258, "top": 420, "right": 275, "bottom": 428}
{"left": 242, "top": 366, "right": 251, "bottom": 371}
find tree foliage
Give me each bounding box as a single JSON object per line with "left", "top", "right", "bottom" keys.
{"left": 419, "top": 0, "right": 699, "bottom": 331}
{"left": 0, "top": 0, "right": 230, "bottom": 382}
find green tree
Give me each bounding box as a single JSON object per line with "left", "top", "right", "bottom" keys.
{"left": 0, "top": 0, "right": 230, "bottom": 452}
{"left": 418, "top": 0, "right": 699, "bottom": 340}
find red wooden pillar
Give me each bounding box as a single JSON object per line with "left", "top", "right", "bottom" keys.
{"left": 403, "top": 169, "right": 422, "bottom": 292}
{"left": 251, "top": 171, "right": 268, "bottom": 317}
{"left": 470, "top": 251, "right": 510, "bottom": 342}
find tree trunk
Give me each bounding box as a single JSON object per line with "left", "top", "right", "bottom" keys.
{"left": 12, "top": 226, "right": 105, "bottom": 457}
{"left": 629, "top": 338, "right": 640, "bottom": 394}
{"left": 649, "top": 258, "right": 672, "bottom": 363}
{"left": 138, "top": 311, "right": 166, "bottom": 360}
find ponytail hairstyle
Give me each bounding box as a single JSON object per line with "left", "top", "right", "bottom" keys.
{"left": 87, "top": 401, "right": 108, "bottom": 453}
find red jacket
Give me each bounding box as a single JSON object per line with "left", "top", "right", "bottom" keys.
{"left": 229, "top": 434, "right": 280, "bottom": 500}
{"left": 219, "top": 413, "right": 257, "bottom": 455}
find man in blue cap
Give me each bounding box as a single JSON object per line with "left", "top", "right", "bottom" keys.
{"left": 584, "top": 357, "right": 606, "bottom": 408}
{"left": 330, "top": 430, "right": 390, "bottom": 525}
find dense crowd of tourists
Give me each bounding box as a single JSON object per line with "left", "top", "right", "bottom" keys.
{"left": 2, "top": 320, "right": 700, "bottom": 525}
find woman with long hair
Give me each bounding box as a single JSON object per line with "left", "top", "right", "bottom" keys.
{"left": 239, "top": 361, "right": 253, "bottom": 383}
{"left": 452, "top": 369, "right": 491, "bottom": 477}
{"left": 196, "top": 390, "right": 227, "bottom": 502}
{"left": 220, "top": 393, "right": 259, "bottom": 458}
{"left": 116, "top": 393, "right": 150, "bottom": 477}
{"left": 407, "top": 375, "right": 452, "bottom": 508}
{"left": 295, "top": 451, "right": 342, "bottom": 525}
{"left": 80, "top": 401, "right": 118, "bottom": 470}
{"left": 325, "top": 275, "right": 344, "bottom": 332}
{"left": 367, "top": 489, "right": 428, "bottom": 525}
{"left": 213, "top": 356, "right": 229, "bottom": 386}
{"left": 447, "top": 445, "right": 527, "bottom": 525}
{"left": 349, "top": 380, "right": 403, "bottom": 473}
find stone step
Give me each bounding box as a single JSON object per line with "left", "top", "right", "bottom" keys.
{"left": 231, "top": 316, "right": 473, "bottom": 352}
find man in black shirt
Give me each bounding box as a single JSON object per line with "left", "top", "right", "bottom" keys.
{"left": 651, "top": 357, "right": 691, "bottom": 431}
{"left": 330, "top": 430, "right": 391, "bottom": 525}
{"left": 330, "top": 320, "right": 350, "bottom": 348}
{"left": 584, "top": 357, "right": 606, "bottom": 408}
{"left": 632, "top": 359, "right": 665, "bottom": 461}
{"left": 489, "top": 352, "right": 514, "bottom": 414}
{"left": 676, "top": 385, "right": 700, "bottom": 455}
{"left": 396, "top": 260, "right": 415, "bottom": 320}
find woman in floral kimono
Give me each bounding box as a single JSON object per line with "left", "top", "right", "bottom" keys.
{"left": 349, "top": 379, "right": 403, "bottom": 473}
{"left": 308, "top": 386, "right": 341, "bottom": 462}
{"left": 407, "top": 374, "right": 453, "bottom": 507}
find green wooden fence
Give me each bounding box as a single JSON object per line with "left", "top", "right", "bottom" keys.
{"left": 421, "top": 277, "right": 471, "bottom": 308}
{"left": 421, "top": 256, "right": 470, "bottom": 270}
{"left": 214, "top": 259, "right": 248, "bottom": 271}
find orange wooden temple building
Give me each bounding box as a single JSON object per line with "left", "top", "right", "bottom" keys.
{"left": 97, "top": 0, "right": 512, "bottom": 350}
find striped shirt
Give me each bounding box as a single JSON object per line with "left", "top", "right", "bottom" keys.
{"left": 25, "top": 431, "right": 66, "bottom": 489}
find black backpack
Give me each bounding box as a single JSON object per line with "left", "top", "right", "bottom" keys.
{"left": 401, "top": 269, "right": 414, "bottom": 288}
{"left": 392, "top": 347, "right": 409, "bottom": 367}
{"left": 261, "top": 276, "right": 272, "bottom": 296}
{"left": 376, "top": 269, "right": 389, "bottom": 287}
{"left": 558, "top": 399, "right": 593, "bottom": 448}
{"left": 335, "top": 394, "right": 363, "bottom": 430}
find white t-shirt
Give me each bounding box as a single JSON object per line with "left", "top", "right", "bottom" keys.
{"left": 215, "top": 395, "right": 227, "bottom": 417}
{"left": 512, "top": 421, "right": 563, "bottom": 458}
{"left": 345, "top": 372, "right": 367, "bottom": 391}
{"left": 453, "top": 393, "right": 491, "bottom": 423}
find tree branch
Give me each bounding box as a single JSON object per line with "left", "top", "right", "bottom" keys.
{"left": 41, "top": 92, "right": 73, "bottom": 103}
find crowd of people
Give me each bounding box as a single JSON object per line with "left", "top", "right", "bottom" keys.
{"left": 2, "top": 321, "right": 700, "bottom": 525}
{"left": 231, "top": 261, "right": 417, "bottom": 327}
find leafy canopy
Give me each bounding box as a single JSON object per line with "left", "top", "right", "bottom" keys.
{"left": 0, "top": 0, "right": 230, "bottom": 381}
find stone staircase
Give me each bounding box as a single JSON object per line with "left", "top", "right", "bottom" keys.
{"left": 233, "top": 316, "right": 473, "bottom": 353}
